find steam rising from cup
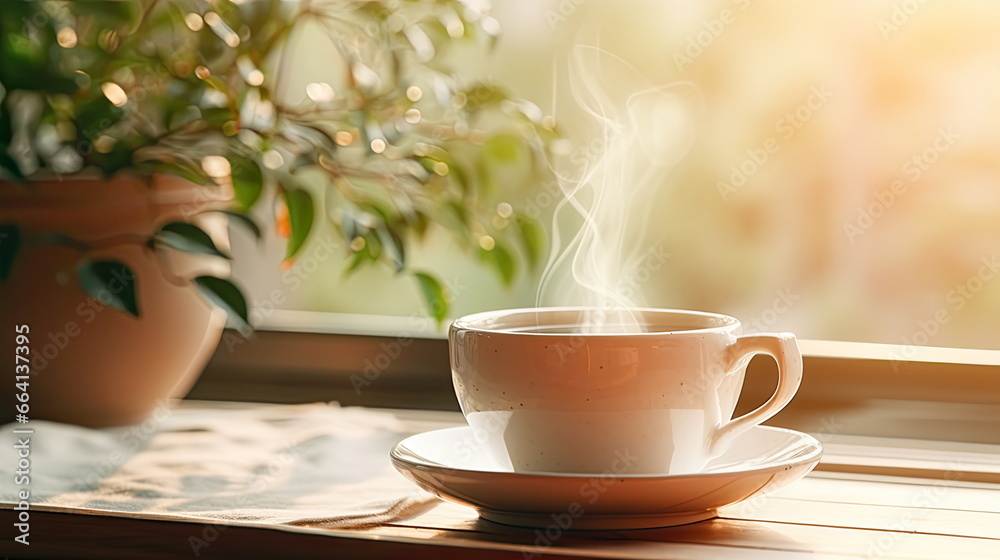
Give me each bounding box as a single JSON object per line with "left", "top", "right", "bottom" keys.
{"left": 537, "top": 45, "right": 697, "bottom": 333}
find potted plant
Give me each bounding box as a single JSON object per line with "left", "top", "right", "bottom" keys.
{"left": 0, "top": 0, "right": 554, "bottom": 427}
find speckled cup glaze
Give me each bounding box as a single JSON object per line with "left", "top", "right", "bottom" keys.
{"left": 449, "top": 308, "right": 802, "bottom": 475}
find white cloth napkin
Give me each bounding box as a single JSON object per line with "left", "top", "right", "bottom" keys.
{"left": 0, "top": 403, "right": 437, "bottom": 528}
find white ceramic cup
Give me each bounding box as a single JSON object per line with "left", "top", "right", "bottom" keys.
{"left": 449, "top": 307, "right": 802, "bottom": 475}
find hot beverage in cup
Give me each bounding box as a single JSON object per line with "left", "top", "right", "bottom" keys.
{"left": 449, "top": 307, "right": 802, "bottom": 475}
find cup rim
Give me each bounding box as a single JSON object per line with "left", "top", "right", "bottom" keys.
{"left": 450, "top": 307, "right": 740, "bottom": 337}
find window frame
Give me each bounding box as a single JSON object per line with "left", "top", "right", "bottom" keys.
{"left": 189, "top": 309, "right": 1000, "bottom": 446}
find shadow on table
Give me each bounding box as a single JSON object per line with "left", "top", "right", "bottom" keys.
{"left": 467, "top": 516, "right": 817, "bottom": 557}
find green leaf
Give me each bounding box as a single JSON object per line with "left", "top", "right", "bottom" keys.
{"left": 200, "top": 107, "right": 232, "bottom": 128}
{"left": 0, "top": 4, "right": 76, "bottom": 93}
{"left": 415, "top": 156, "right": 439, "bottom": 175}
{"left": 445, "top": 200, "right": 469, "bottom": 227}
{"left": 447, "top": 161, "right": 471, "bottom": 193}
{"left": 0, "top": 224, "right": 20, "bottom": 281}
{"left": 194, "top": 276, "right": 250, "bottom": 331}
{"left": 463, "top": 82, "right": 510, "bottom": 112}
{"left": 378, "top": 225, "right": 405, "bottom": 272}
{"left": 480, "top": 241, "right": 516, "bottom": 286}
{"left": 484, "top": 134, "right": 523, "bottom": 163}
{"left": 341, "top": 209, "right": 363, "bottom": 244}
{"left": 345, "top": 247, "right": 371, "bottom": 274}
{"left": 138, "top": 161, "right": 212, "bottom": 185}
{"left": 515, "top": 214, "right": 545, "bottom": 269}
{"left": 230, "top": 156, "right": 263, "bottom": 211}
{"left": 77, "top": 260, "right": 140, "bottom": 317}
{"left": 362, "top": 229, "right": 382, "bottom": 261}
{"left": 284, "top": 188, "right": 314, "bottom": 258}
{"left": 410, "top": 210, "right": 430, "bottom": 239}
{"left": 74, "top": 95, "right": 126, "bottom": 142}
{"left": 70, "top": 1, "right": 140, "bottom": 26}
{"left": 209, "top": 0, "right": 243, "bottom": 28}
{"left": 90, "top": 138, "right": 140, "bottom": 178}
{"left": 155, "top": 222, "right": 230, "bottom": 258}
{"left": 218, "top": 210, "right": 262, "bottom": 241}
{"left": 413, "top": 271, "right": 448, "bottom": 325}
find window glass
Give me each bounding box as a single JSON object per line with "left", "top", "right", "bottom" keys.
{"left": 233, "top": 0, "right": 1000, "bottom": 351}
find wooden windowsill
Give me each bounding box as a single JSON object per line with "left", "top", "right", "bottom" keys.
{"left": 7, "top": 403, "right": 1000, "bottom": 559}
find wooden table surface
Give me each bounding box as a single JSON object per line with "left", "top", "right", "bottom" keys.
{"left": 4, "top": 407, "right": 1000, "bottom": 559}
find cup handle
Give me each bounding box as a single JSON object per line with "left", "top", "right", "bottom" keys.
{"left": 709, "top": 333, "right": 803, "bottom": 457}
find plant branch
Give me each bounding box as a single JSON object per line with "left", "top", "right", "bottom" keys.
{"left": 131, "top": 0, "right": 163, "bottom": 37}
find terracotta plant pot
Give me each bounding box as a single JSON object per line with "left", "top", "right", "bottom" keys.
{"left": 1, "top": 174, "right": 231, "bottom": 427}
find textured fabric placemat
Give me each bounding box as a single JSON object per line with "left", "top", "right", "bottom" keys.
{"left": 0, "top": 403, "right": 438, "bottom": 529}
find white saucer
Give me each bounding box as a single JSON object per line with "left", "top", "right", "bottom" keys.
{"left": 391, "top": 425, "right": 822, "bottom": 530}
